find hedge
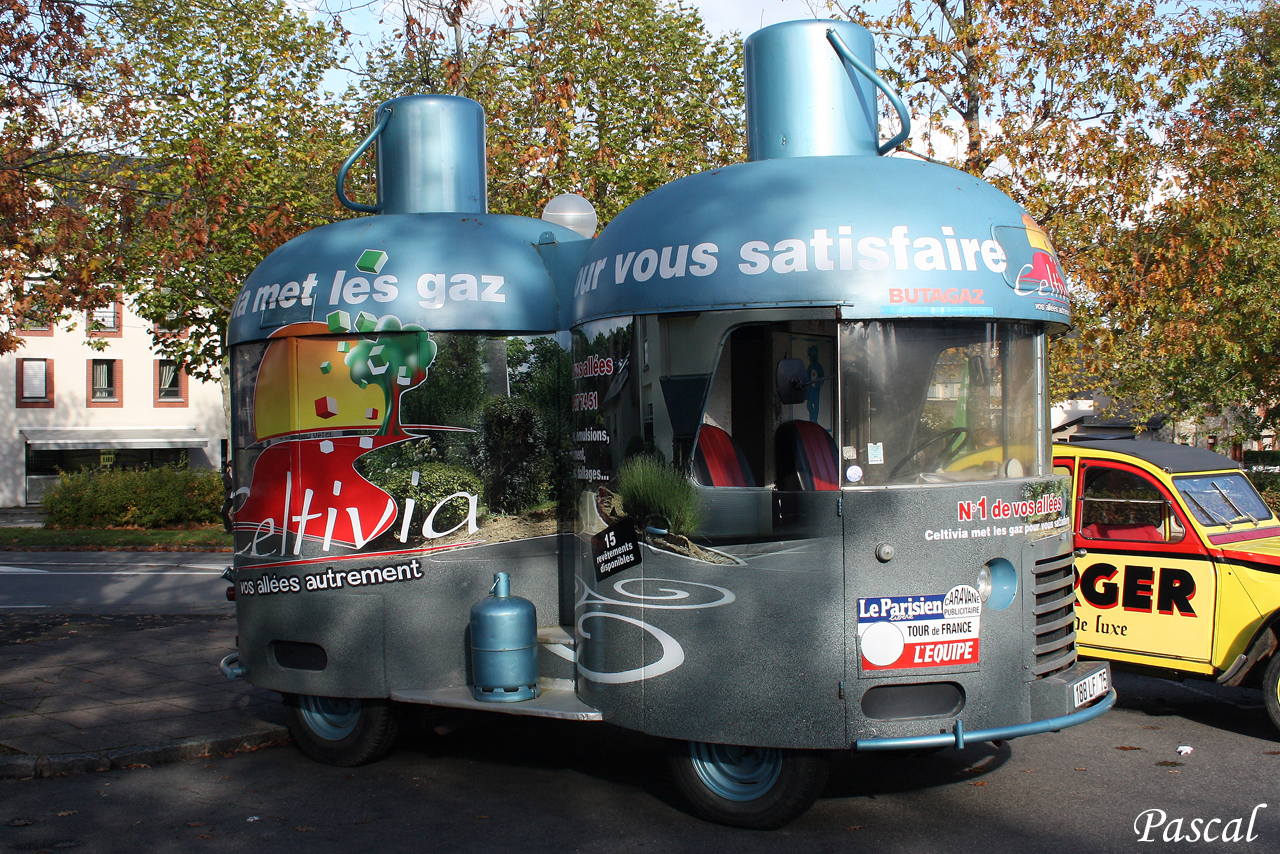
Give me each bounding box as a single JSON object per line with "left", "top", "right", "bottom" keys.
{"left": 43, "top": 466, "right": 224, "bottom": 529}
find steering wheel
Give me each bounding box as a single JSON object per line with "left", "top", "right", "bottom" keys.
{"left": 889, "top": 427, "right": 969, "bottom": 481}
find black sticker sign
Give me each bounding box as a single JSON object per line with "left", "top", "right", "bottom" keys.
{"left": 592, "top": 520, "right": 641, "bottom": 580}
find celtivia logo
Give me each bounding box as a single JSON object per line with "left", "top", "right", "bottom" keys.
{"left": 356, "top": 249, "right": 388, "bottom": 274}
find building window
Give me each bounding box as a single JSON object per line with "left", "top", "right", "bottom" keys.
{"left": 152, "top": 288, "right": 185, "bottom": 335}
{"left": 87, "top": 359, "right": 123, "bottom": 408}
{"left": 18, "top": 279, "right": 53, "bottom": 336}
{"left": 16, "top": 359, "right": 54, "bottom": 408}
{"left": 154, "top": 359, "right": 188, "bottom": 407}
{"left": 92, "top": 360, "right": 115, "bottom": 398}
{"left": 87, "top": 302, "right": 123, "bottom": 338}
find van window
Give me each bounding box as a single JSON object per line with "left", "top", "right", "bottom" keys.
{"left": 1080, "top": 466, "right": 1184, "bottom": 543}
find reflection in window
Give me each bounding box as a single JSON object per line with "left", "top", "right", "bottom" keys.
{"left": 840, "top": 321, "right": 1044, "bottom": 485}
{"left": 1080, "top": 467, "right": 1183, "bottom": 543}
{"left": 1174, "top": 473, "right": 1273, "bottom": 528}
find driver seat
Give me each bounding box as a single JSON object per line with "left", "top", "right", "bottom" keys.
{"left": 776, "top": 421, "right": 840, "bottom": 491}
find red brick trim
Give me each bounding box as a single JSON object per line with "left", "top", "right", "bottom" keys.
{"left": 16, "top": 358, "right": 54, "bottom": 409}
{"left": 153, "top": 359, "right": 189, "bottom": 408}
{"left": 86, "top": 359, "right": 123, "bottom": 408}
{"left": 86, "top": 302, "right": 123, "bottom": 338}
{"left": 17, "top": 325, "right": 54, "bottom": 338}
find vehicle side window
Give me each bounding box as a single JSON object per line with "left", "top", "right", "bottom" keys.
{"left": 1080, "top": 466, "right": 1185, "bottom": 544}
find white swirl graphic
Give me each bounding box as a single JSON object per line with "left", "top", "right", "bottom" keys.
{"left": 578, "top": 577, "right": 736, "bottom": 611}
{"left": 569, "top": 577, "right": 737, "bottom": 683}
{"left": 575, "top": 612, "right": 685, "bottom": 684}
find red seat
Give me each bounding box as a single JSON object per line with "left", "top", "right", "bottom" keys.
{"left": 776, "top": 421, "right": 840, "bottom": 491}
{"left": 1082, "top": 522, "right": 1163, "bottom": 542}
{"left": 692, "top": 425, "right": 756, "bottom": 487}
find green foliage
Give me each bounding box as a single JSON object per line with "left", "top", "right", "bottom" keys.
{"left": 1245, "top": 451, "right": 1280, "bottom": 468}
{"left": 1051, "top": 4, "right": 1280, "bottom": 436}
{"left": 90, "top": 0, "right": 350, "bottom": 379}
{"left": 616, "top": 456, "right": 700, "bottom": 535}
{"left": 1249, "top": 472, "right": 1280, "bottom": 494}
{"left": 485, "top": 0, "right": 745, "bottom": 223}
{"left": 476, "top": 395, "right": 546, "bottom": 514}
{"left": 356, "top": 0, "right": 744, "bottom": 223}
{"left": 400, "top": 333, "right": 488, "bottom": 427}
{"left": 508, "top": 335, "right": 574, "bottom": 512}
{"left": 357, "top": 443, "right": 483, "bottom": 531}
{"left": 43, "top": 467, "right": 224, "bottom": 529}
{"left": 0, "top": 0, "right": 134, "bottom": 353}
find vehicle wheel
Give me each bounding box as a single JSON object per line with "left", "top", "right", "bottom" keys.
{"left": 1264, "top": 654, "right": 1280, "bottom": 734}
{"left": 283, "top": 694, "right": 400, "bottom": 767}
{"left": 667, "top": 740, "right": 829, "bottom": 829}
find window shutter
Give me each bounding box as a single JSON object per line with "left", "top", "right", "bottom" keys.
{"left": 22, "top": 360, "right": 46, "bottom": 398}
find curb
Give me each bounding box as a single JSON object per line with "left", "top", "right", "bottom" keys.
{"left": 0, "top": 726, "right": 291, "bottom": 779}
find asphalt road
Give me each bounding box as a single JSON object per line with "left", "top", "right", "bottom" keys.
{"left": 1, "top": 669, "right": 1276, "bottom": 853}
{"left": 0, "top": 552, "right": 231, "bottom": 614}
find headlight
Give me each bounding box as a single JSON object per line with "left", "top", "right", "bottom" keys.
{"left": 976, "top": 564, "right": 993, "bottom": 602}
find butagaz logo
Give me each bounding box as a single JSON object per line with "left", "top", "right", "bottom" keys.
{"left": 1134, "top": 804, "right": 1266, "bottom": 843}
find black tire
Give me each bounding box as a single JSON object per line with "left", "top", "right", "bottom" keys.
{"left": 1264, "top": 654, "right": 1280, "bottom": 735}
{"left": 283, "top": 694, "right": 400, "bottom": 767}
{"left": 667, "top": 740, "right": 830, "bottom": 829}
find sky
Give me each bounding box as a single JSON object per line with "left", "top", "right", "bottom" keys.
{"left": 693, "top": 0, "right": 822, "bottom": 36}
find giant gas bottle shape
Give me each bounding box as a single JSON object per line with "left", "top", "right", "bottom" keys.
{"left": 572, "top": 19, "right": 1069, "bottom": 328}
{"left": 227, "top": 95, "right": 591, "bottom": 562}
{"left": 469, "top": 572, "right": 540, "bottom": 703}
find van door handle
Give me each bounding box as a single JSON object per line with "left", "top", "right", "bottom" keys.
{"left": 1073, "top": 548, "right": 1088, "bottom": 558}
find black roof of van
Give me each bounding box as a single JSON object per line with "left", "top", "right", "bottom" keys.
{"left": 1057, "top": 440, "right": 1241, "bottom": 474}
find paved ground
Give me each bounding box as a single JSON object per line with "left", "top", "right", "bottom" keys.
{"left": 0, "top": 670, "right": 1276, "bottom": 853}
{"left": 0, "top": 615, "right": 287, "bottom": 777}
{"left": 0, "top": 552, "right": 233, "bottom": 615}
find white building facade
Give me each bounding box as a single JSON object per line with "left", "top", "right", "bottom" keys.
{"left": 0, "top": 300, "right": 226, "bottom": 506}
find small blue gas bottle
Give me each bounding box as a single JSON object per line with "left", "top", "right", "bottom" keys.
{"left": 469, "top": 572, "right": 540, "bottom": 702}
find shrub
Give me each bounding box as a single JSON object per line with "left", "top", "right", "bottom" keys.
{"left": 357, "top": 452, "right": 483, "bottom": 532}
{"left": 1249, "top": 471, "right": 1280, "bottom": 494}
{"left": 43, "top": 466, "right": 223, "bottom": 529}
{"left": 616, "top": 456, "right": 701, "bottom": 535}
{"left": 1244, "top": 450, "right": 1280, "bottom": 467}
{"left": 476, "top": 395, "right": 547, "bottom": 515}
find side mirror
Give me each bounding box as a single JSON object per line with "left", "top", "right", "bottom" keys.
{"left": 776, "top": 358, "right": 808, "bottom": 405}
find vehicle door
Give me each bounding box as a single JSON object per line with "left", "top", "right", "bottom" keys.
{"left": 1070, "top": 458, "right": 1218, "bottom": 667}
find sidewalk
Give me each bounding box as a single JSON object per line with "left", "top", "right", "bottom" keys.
{"left": 0, "top": 615, "right": 288, "bottom": 778}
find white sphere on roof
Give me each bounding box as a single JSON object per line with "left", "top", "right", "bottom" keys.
{"left": 541, "top": 193, "right": 598, "bottom": 238}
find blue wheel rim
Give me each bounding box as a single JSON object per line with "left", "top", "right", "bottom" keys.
{"left": 689, "top": 742, "right": 782, "bottom": 802}
{"left": 298, "top": 695, "right": 361, "bottom": 741}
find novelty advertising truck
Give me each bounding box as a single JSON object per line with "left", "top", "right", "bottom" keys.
{"left": 222, "top": 19, "right": 1113, "bottom": 828}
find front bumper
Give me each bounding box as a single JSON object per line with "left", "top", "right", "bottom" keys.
{"left": 855, "top": 661, "right": 1113, "bottom": 752}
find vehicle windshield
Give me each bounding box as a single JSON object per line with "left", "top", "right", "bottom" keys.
{"left": 1174, "top": 473, "right": 1275, "bottom": 528}
{"left": 839, "top": 320, "right": 1045, "bottom": 486}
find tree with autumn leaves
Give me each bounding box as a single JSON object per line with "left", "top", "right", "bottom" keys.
{"left": 9, "top": 0, "right": 1280, "bottom": 442}
{"left": 836, "top": 0, "right": 1280, "bottom": 439}
{"left": 0, "top": 0, "right": 135, "bottom": 352}
{"left": 1068, "top": 3, "right": 1280, "bottom": 438}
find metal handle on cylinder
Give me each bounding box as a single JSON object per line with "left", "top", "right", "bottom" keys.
{"left": 336, "top": 106, "right": 393, "bottom": 213}
{"left": 825, "top": 28, "right": 911, "bottom": 155}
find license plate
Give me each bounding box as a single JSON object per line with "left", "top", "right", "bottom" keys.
{"left": 1072, "top": 669, "right": 1109, "bottom": 708}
